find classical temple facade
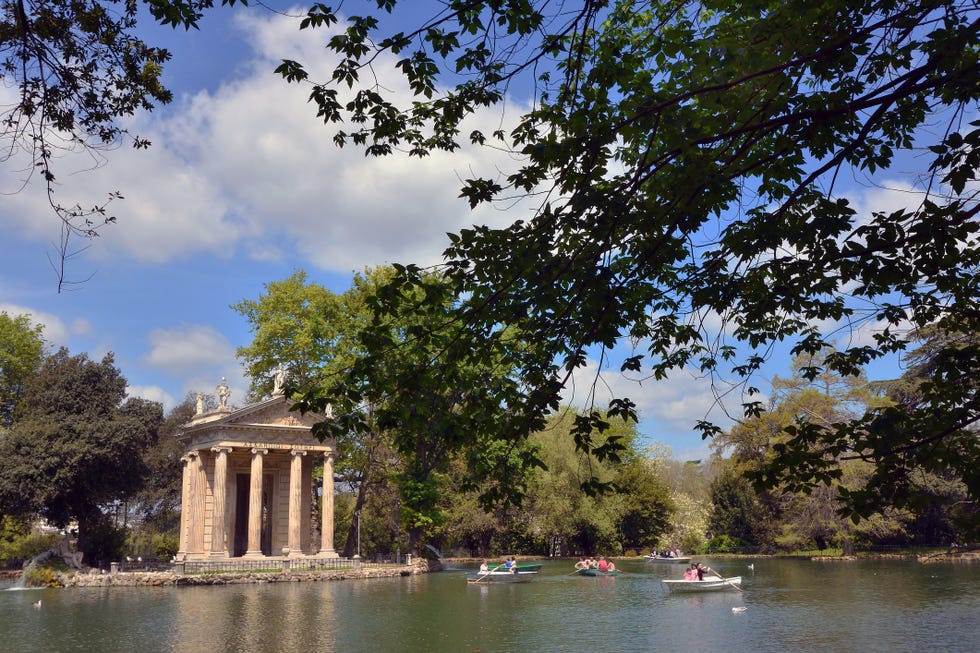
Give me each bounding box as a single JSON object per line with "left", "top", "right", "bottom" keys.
{"left": 175, "top": 379, "right": 337, "bottom": 560}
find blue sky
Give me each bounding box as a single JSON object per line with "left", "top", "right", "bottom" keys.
{"left": 0, "top": 3, "right": 925, "bottom": 461}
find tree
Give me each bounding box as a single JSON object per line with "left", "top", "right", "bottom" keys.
{"left": 129, "top": 395, "right": 197, "bottom": 532}
{"left": 294, "top": 268, "right": 546, "bottom": 552}
{"left": 713, "top": 350, "right": 888, "bottom": 548}
{"left": 660, "top": 455, "right": 716, "bottom": 553}
{"left": 233, "top": 270, "right": 344, "bottom": 397}
{"left": 857, "top": 323, "right": 980, "bottom": 537}
{"left": 615, "top": 457, "right": 674, "bottom": 552}
{"left": 274, "top": 0, "right": 980, "bottom": 527}
{"left": 708, "top": 467, "right": 768, "bottom": 549}
{"left": 0, "top": 312, "right": 45, "bottom": 427}
{"left": 0, "top": 348, "right": 163, "bottom": 563}
{"left": 236, "top": 267, "right": 407, "bottom": 556}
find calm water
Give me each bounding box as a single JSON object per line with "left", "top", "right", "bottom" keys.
{"left": 1, "top": 558, "right": 977, "bottom": 653}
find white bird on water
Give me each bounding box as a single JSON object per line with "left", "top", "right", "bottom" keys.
{"left": 732, "top": 606, "right": 747, "bottom": 613}
{"left": 32, "top": 600, "right": 41, "bottom": 609}
{"left": 747, "top": 563, "right": 754, "bottom": 571}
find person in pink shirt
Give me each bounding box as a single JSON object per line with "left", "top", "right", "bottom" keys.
{"left": 597, "top": 556, "right": 609, "bottom": 572}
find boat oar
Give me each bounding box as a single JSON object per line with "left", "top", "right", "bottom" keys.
{"left": 704, "top": 566, "right": 744, "bottom": 592}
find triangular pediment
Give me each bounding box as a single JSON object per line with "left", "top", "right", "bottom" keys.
{"left": 177, "top": 395, "right": 333, "bottom": 453}
{"left": 223, "top": 396, "right": 321, "bottom": 429}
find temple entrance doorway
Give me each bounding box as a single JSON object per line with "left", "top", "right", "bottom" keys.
{"left": 232, "top": 473, "right": 274, "bottom": 557}
{"left": 234, "top": 475, "right": 248, "bottom": 556}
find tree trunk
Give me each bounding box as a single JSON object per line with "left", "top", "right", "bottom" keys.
{"left": 343, "top": 477, "right": 369, "bottom": 557}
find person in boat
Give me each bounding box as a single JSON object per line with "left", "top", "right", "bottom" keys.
{"left": 503, "top": 557, "right": 513, "bottom": 570}
{"left": 574, "top": 557, "right": 588, "bottom": 571}
{"left": 607, "top": 560, "right": 616, "bottom": 572}
{"left": 684, "top": 564, "right": 698, "bottom": 581}
{"left": 597, "top": 556, "right": 609, "bottom": 572}
{"left": 694, "top": 562, "right": 705, "bottom": 580}
{"left": 479, "top": 560, "right": 489, "bottom": 574}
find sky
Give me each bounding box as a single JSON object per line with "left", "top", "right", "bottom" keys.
{"left": 0, "top": 3, "right": 929, "bottom": 461}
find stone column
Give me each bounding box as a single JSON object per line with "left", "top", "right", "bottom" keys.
{"left": 288, "top": 450, "right": 306, "bottom": 555}
{"left": 245, "top": 448, "right": 268, "bottom": 557}
{"left": 190, "top": 451, "right": 206, "bottom": 555}
{"left": 319, "top": 450, "right": 337, "bottom": 556}
{"left": 209, "top": 447, "right": 233, "bottom": 557}
{"left": 177, "top": 455, "right": 193, "bottom": 558}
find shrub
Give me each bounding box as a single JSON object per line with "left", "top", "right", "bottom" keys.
{"left": 0, "top": 517, "right": 60, "bottom": 561}
{"left": 25, "top": 563, "right": 64, "bottom": 588}
{"left": 704, "top": 534, "right": 749, "bottom": 554}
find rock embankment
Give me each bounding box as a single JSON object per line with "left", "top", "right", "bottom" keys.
{"left": 60, "top": 559, "right": 441, "bottom": 588}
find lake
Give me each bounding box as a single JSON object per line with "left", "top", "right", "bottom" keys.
{"left": 2, "top": 557, "right": 977, "bottom": 652}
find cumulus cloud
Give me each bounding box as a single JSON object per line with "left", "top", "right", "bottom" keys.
{"left": 142, "top": 324, "right": 249, "bottom": 407}
{"left": 0, "top": 7, "right": 532, "bottom": 274}
{"left": 127, "top": 384, "right": 176, "bottom": 410}
{"left": 144, "top": 324, "right": 237, "bottom": 373}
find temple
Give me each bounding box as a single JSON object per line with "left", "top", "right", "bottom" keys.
{"left": 175, "top": 379, "right": 337, "bottom": 560}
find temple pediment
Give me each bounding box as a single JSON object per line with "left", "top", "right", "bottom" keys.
{"left": 178, "top": 395, "right": 332, "bottom": 452}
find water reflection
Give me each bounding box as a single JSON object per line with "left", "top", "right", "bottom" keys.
{"left": 2, "top": 559, "right": 978, "bottom": 653}
{"left": 171, "top": 582, "right": 339, "bottom": 653}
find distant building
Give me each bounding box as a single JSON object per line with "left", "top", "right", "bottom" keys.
{"left": 175, "top": 392, "right": 337, "bottom": 560}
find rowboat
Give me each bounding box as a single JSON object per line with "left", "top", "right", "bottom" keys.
{"left": 474, "top": 562, "right": 542, "bottom": 574}
{"left": 643, "top": 555, "right": 691, "bottom": 564}
{"left": 576, "top": 568, "right": 620, "bottom": 577}
{"left": 466, "top": 570, "right": 538, "bottom": 584}
{"left": 512, "top": 563, "right": 543, "bottom": 573}
{"left": 662, "top": 575, "right": 742, "bottom": 592}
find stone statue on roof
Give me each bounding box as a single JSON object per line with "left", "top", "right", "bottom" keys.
{"left": 272, "top": 363, "right": 286, "bottom": 396}
{"left": 216, "top": 377, "right": 230, "bottom": 410}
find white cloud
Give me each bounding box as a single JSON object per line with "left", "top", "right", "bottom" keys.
{"left": 142, "top": 324, "right": 250, "bottom": 408}
{"left": 127, "top": 384, "right": 176, "bottom": 410}
{"left": 0, "top": 8, "right": 531, "bottom": 274}
{"left": 144, "top": 324, "right": 237, "bottom": 373}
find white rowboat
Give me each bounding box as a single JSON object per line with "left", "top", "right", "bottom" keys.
{"left": 662, "top": 575, "right": 743, "bottom": 592}
{"left": 466, "top": 570, "right": 538, "bottom": 584}
{"left": 643, "top": 555, "right": 691, "bottom": 564}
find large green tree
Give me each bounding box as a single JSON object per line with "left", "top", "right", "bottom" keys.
{"left": 307, "top": 271, "right": 541, "bottom": 551}
{"left": 235, "top": 267, "right": 406, "bottom": 556}
{"left": 0, "top": 312, "right": 45, "bottom": 428}
{"left": 862, "top": 324, "right": 979, "bottom": 538}
{"left": 275, "top": 0, "right": 980, "bottom": 528}
{"left": 0, "top": 348, "right": 163, "bottom": 563}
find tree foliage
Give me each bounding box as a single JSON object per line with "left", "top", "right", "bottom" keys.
{"left": 715, "top": 348, "right": 975, "bottom": 545}
{"left": 708, "top": 466, "right": 767, "bottom": 548}
{"left": 0, "top": 348, "right": 163, "bottom": 562}
{"left": 128, "top": 394, "right": 197, "bottom": 533}
{"left": 0, "top": 312, "right": 45, "bottom": 427}
{"left": 274, "top": 0, "right": 980, "bottom": 525}
{"left": 233, "top": 270, "right": 345, "bottom": 397}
